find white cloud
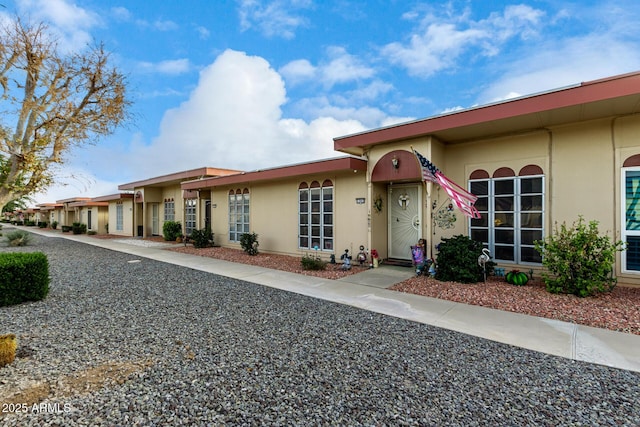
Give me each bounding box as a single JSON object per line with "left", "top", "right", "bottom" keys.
{"left": 127, "top": 49, "right": 368, "bottom": 175}
{"left": 279, "top": 59, "right": 316, "bottom": 84}
{"left": 381, "top": 3, "right": 544, "bottom": 77}
{"left": 238, "top": 0, "right": 312, "bottom": 39}
{"left": 15, "top": 0, "right": 100, "bottom": 52}
{"left": 478, "top": 33, "right": 640, "bottom": 104}
{"left": 136, "top": 59, "right": 192, "bottom": 75}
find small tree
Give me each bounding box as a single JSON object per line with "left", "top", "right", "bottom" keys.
{"left": 239, "top": 232, "right": 259, "bottom": 255}
{"left": 535, "top": 217, "right": 624, "bottom": 297}
{"left": 0, "top": 18, "right": 131, "bottom": 207}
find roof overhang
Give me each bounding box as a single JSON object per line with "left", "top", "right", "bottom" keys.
{"left": 118, "top": 167, "right": 242, "bottom": 190}
{"left": 182, "top": 156, "right": 367, "bottom": 190}
{"left": 91, "top": 193, "right": 134, "bottom": 202}
{"left": 334, "top": 71, "right": 640, "bottom": 155}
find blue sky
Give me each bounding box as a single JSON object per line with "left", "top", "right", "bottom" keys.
{"left": 3, "top": 0, "right": 639, "bottom": 204}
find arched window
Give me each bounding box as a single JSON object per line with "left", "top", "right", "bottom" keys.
{"left": 299, "top": 180, "right": 333, "bottom": 250}
{"left": 229, "top": 188, "right": 250, "bottom": 242}
{"left": 469, "top": 166, "right": 544, "bottom": 264}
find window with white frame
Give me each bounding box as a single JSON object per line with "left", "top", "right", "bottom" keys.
{"left": 299, "top": 180, "right": 333, "bottom": 250}
{"left": 469, "top": 166, "right": 544, "bottom": 264}
{"left": 164, "top": 199, "right": 175, "bottom": 221}
{"left": 622, "top": 159, "right": 640, "bottom": 272}
{"left": 185, "top": 199, "right": 197, "bottom": 236}
{"left": 229, "top": 189, "right": 249, "bottom": 242}
{"left": 116, "top": 204, "right": 124, "bottom": 231}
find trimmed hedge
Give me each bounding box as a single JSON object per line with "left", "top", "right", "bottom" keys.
{"left": 0, "top": 252, "right": 50, "bottom": 306}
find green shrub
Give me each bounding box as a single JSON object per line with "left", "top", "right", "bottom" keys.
{"left": 51, "top": 221, "right": 58, "bottom": 230}
{"left": 301, "top": 254, "right": 327, "bottom": 270}
{"left": 190, "top": 227, "right": 214, "bottom": 248}
{"left": 72, "top": 222, "right": 87, "bottom": 234}
{"left": 535, "top": 217, "right": 624, "bottom": 297}
{"left": 87, "top": 230, "right": 97, "bottom": 235}
{"left": 162, "top": 221, "right": 182, "bottom": 241}
{"left": 0, "top": 252, "right": 50, "bottom": 306}
{"left": 38, "top": 221, "right": 48, "bottom": 228}
{"left": 435, "top": 235, "right": 495, "bottom": 283}
{"left": 5, "top": 230, "right": 32, "bottom": 246}
{"left": 25, "top": 220, "right": 36, "bottom": 226}
{"left": 239, "top": 232, "right": 259, "bottom": 255}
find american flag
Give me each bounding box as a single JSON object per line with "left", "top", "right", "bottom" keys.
{"left": 413, "top": 149, "right": 481, "bottom": 219}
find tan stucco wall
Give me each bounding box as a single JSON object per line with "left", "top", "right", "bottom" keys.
{"left": 208, "top": 171, "right": 368, "bottom": 259}
{"left": 107, "top": 200, "right": 134, "bottom": 236}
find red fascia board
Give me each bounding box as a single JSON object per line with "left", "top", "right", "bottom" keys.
{"left": 182, "top": 157, "right": 367, "bottom": 190}
{"left": 334, "top": 71, "right": 640, "bottom": 149}
{"left": 118, "top": 167, "right": 242, "bottom": 190}
{"left": 68, "top": 201, "right": 109, "bottom": 208}
{"left": 56, "top": 197, "right": 91, "bottom": 204}
{"left": 91, "top": 193, "right": 134, "bottom": 202}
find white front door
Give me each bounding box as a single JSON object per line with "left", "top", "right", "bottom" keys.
{"left": 388, "top": 184, "right": 422, "bottom": 260}
{"left": 152, "top": 204, "right": 159, "bottom": 235}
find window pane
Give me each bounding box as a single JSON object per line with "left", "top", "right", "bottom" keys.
{"left": 299, "top": 237, "right": 308, "bottom": 248}
{"left": 311, "top": 226, "right": 320, "bottom": 237}
{"left": 521, "top": 247, "right": 542, "bottom": 263}
{"left": 626, "top": 236, "right": 640, "bottom": 270}
{"left": 494, "top": 213, "right": 513, "bottom": 227}
{"left": 521, "top": 230, "right": 542, "bottom": 246}
{"left": 323, "top": 226, "right": 333, "bottom": 237}
{"left": 470, "top": 181, "right": 488, "bottom": 196}
{"left": 495, "top": 180, "right": 514, "bottom": 195}
{"left": 300, "top": 202, "right": 308, "bottom": 213}
{"left": 299, "top": 214, "right": 308, "bottom": 225}
{"left": 474, "top": 197, "right": 488, "bottom": 211}
{"left": 471, "top": 216, "right": 488, "bottom": 227}
{"left": 323, "top": 188, "right": 333, "bottom": 200}
{"left": 324, "top": 239, "right": 333, "bottom": 250}
{"left": 323, "top": 214, "right": 333, "bottom": 225}
{"left": 310, "top": 189, "right": 321, "bottom": 201}
{"left": 311, "top": 214, "right": 320, "bottom": 225}
{"left": 495, "top": 229, "right": 514, "bottom": 244}
{"left": 521, "top": 195, "right": 542, "bottom": 210}
{"left": 625, "top": 171, "right": 640, "bottom": 231}
{"left": 495, "top": 196, "right": 514, "bottom": 211}
{"left": 521, "top": 213, "right": 542, "bottom": 228}
{"left": 299, "top": 190, "right": 308, "bottom": 202}
{"left": 299, "top": 225, "right": 308, "bottom": 236}
{"left": 311, "top": 201, "right": 321, "bottom": 213}
{"left": 521, "top": 177, "right": 542, "bottom": 194}
{"left": 495, "top": 245, "right": 514, "bottom": 261}
{"left": 323, "top": 201, "right": 333, "bottom": 212}
{"left": 470, "top": 229, "right": 488, "bottom": 243}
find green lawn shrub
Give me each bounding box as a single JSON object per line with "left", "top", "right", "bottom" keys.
{"left": 435, "top": 234, "right": 495, "bottom": 283}
{"left": 240, "top": 232, "right": 259, "bottom": 255}
{"left": 301, "top": 254, "right": 327, "bottom": 270}
{"left": 72, "top": 222, "right": 87, "bottom": 234}
{"left": 0, "top": 252, "right": 50, "bottom": 306}
{"left": 535, "top": 217, "right": 624, "bottom": 297}
{"left": 190, "top": 228, "right": 214, "bottom": 248}
{"left": 5, "top": 230, "right": 32, "bottom": 246}
{"left": 162, "top": 221, "right": 182, "bottom": 241}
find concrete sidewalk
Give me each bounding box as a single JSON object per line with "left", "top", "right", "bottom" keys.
{"left": 15, "top": 227, "right": 640, "bottom": 373}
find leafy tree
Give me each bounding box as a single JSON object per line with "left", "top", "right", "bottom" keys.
{"left": 0, "top": 18, "right": 131, "bottom": 208}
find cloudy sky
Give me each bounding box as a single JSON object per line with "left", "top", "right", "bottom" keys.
{"left": 3, "top": 0, "right": 640, "bottom": 204}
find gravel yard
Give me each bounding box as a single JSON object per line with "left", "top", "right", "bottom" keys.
{"left": 168, "top": 244, "right": 640, "bottom": 336}
{"left": 1, "top": 234, "right": 639, "bottom": 426}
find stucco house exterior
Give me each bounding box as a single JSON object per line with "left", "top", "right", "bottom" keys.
{"left": 28, "top": 70, "right": 640, "bottom": 286}
{"left": 92, "top": 193, "right": 135, "bottom": 236}
{"left": 117, "top": 167, "right": 241, "bottom": 238}
{"left": 37, "top": 203, "right": 64, "bottom": 225}
{"left": 68, "top": 199, "right": 109, "bottom": 234}
{"left": 176, "top": 71, "right": 640, "bottom": 285}
{"left": 55, "top": 197, "right": 91, "bottom": 227}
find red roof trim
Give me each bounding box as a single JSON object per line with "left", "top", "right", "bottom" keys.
{"left": 182, "top": 157, "right": 367, "bottom": 190}
{"left": 334, "top": 71, "right": 640, "bottom": 150}
{"left": 118, "top": 167, "right": 242, "bottom": 190}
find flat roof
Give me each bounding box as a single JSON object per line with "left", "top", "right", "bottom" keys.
{"left": 334, "top": 71, "right": 640, "bottom": 155}
{"left": 182, "top": 156, "right": 367, "bottom": 190}
{"left": 118, "top": 166, "right": 242, "bottom": 190}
